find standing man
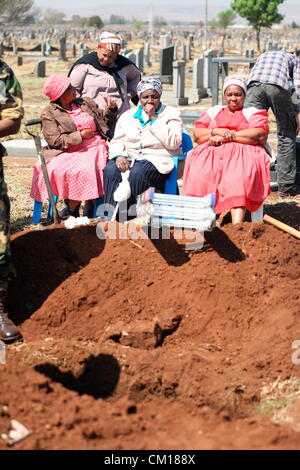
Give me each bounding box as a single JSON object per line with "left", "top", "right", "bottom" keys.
{"left": 245, "top": 50, "right": 300, "bottom": 197}
{"left": 0, "top": 59, "right": 23, "bottom": 342}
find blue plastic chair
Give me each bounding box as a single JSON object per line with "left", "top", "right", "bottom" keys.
{"left": 32, "top": 196, "right": 101, "bottom": 224}
{"left": 32, "top": 196, "right": 59, "bottom": 224}
{"left": 164, "top": 130, "right": 193, "bottom": 195}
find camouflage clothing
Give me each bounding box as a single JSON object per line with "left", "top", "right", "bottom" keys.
{"left": 0, "top": 60, "right": 23, "bottom": 288}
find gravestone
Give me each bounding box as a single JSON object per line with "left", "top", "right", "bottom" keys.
{"left": 41, "top": 42, "right": 46, "bottom": 56}
{"left": 72, "top": 44, "right": 76, "bottom": 58}
{"left": 127, "top": 53, "right": 136, "bottom": 64}
{"left": 17, "top": 56, "right": 23, "bottom": 66}
{"left": 160, "top": 46, "right": 174, "bottom": 84}
{"left": 192, "top": 58, "right": 206, "bottom": 98}
{"left": 181, "top": 44, "right": 186, "bottom": 61}
{"left": 203, "top": 49, "right": 217, "bottom": 90}
{"left": 59, "top": 37, "right": 67, "bottom": 61}
{"left": 45, "top": 39, "right": 52, "bottom": 56}
{"left": 173, "top": 61, "right": 188, "bottom": 105}
{"left": 79, "top": 43, "right": 85, "bottom": 57}
{"left": 160, "top": 34, "right": 172, "bottom": 49}
{"left": 35, "top": 60, "right": 46, "bottom": 78}
{"left": 135, "top": 48, "right": 144, "bottom": 72}
{"left": 144, "top": 42, "right": 151, "bottom": 67}
{"left": 173, "top": 45, "right": 178, "bottom": 61}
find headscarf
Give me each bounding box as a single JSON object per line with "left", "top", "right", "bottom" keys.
{"left": 137, "top": 77, "right": 163, "bottom": 98}
{"left": 223, "top": 75, "right": 247, "bottom": 95}
{"left": 42, "top": 74, "right": 71, "bottom": 101}
{"left": 98, "top": 31, "right": 123, "bottom": 54}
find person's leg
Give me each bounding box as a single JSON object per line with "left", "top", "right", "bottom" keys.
{"left": 127, "top": 160, "right": 168, "bottom": 217}
{"left": 103, "top": 159, "right": 122, "bottom": 207}
{"left": 129, "top": 160, "right": 168, "bottom": 199}
{"left": 60, "top": 199, "right": 81, "bottom": 218}
{"left": 68, "top": 200, "right": 81, "bottom": 212}
{"left": 0, "top": 159, "right": 21, "bottom": 342}
{"left": 244, "top": 82, "right": 269, "bottom": 110}
{"left": 263, "top": 84, "right": 297, "bottom": 191}
{"left": 231, "top": 207, "right": 246, "bottom": 224}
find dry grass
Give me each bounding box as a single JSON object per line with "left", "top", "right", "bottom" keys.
{"left": 256, "top": 377, "right": 300, "bottom": 431}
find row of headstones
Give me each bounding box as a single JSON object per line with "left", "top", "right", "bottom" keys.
{"left": 123, "top": 42, "right": 193, "bottom": 73}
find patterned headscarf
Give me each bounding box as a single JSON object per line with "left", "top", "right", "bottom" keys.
{"left": 223, "top": 75, "right": 247, "bottom": 95}
{"left": 137, "top": 77, "right": 163, "bottom": 98}
{"left": 98, "top": 31, "right": 123, "bottom": 54}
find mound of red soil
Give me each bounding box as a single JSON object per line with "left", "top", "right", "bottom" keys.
{"left": 0, "top": 220, "right": 299, "bottom": 450}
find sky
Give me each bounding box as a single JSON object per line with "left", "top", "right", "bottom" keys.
{"left": 34, "top": 0, "right": 300, "bottom": 24}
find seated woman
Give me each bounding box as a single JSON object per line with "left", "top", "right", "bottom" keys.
{"left": 183, "top": 75, "right": 271, "bottom": 224}
{"left": 103, "top": 77, "right": 183, "bottom": 220}
{"left": 30, "top": 74, "right": 117, "bottom": 217}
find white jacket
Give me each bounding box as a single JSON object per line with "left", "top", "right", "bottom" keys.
{"left": 108, "top": 104, "right": 183, "bottom": 174}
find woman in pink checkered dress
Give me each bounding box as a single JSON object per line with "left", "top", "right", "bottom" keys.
{"left": 30, "top": 74, "right": 117, "bottom": 217}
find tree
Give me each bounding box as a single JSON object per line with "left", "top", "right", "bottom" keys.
{"left": 88, "top": 15, "right": 103, "bottom": 29}
{"left": 71, "top": 15, "right": 82, "bottom": 25}
{"left": 217, "top": 9, "right": 236, "bottom": 48}
{"left": 291, "top": 21, "right": 299, "bottom": 29}
{"left": 153, "top": 16, "right": 167, "bottom": 26}
{"left": 231, "top": 0, "right": 284, "bottom": 52}
{"left": 131, "top": 19, "right": 144, "bottom": 30}
{"left": 0, "top": 0, "right": 34, "bottom": 25}
{"left": 41, "top": 8, "right": 66, "bottom": 26}
{"left": 109, "top": 15, "right": 125, "bottom": 24}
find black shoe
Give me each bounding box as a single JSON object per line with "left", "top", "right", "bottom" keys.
{"left": 83, "top": 201, "right": 95, "bottom": 218}
{"left": 0, "top": 289, "right": 22, "bottom": 343}
{"left": 278, "top": 184, "right": 300, "bottom": 197}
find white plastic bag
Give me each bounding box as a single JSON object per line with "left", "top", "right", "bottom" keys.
{"left": 113, "top": 170, "right": 131, "bottom": 202}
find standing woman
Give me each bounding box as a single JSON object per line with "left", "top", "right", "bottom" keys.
{"left": 68, "top": 31, "right": 141, "bottom": 121}
{"left": 183, "top": 75, "right": 270, "bottom": 224}
{"left": 30, "top": 74, "right": 117, "bottom": 217}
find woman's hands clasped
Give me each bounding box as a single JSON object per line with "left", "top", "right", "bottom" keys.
{"left": 209, "top": 128, "right": 236, "bottom": 146}
{"left": 116, "top": 156, "right": 130, "bottom": 172}
{"left": 80, "top": 128, "right": 95, "bottom": 139}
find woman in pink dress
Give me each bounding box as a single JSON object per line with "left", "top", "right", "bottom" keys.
{"left": 183, "top": 75, "right": 271, "bottom": 224}
{"left": 30, "top": 74, "right": 118, "bottom": 217}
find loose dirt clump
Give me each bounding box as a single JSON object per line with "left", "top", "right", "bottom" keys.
{"left": 0, "top": 220, "right": 299, "bottom": 450}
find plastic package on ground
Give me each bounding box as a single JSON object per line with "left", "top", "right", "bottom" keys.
{"left": 64, "top": 216, "right": 90, "bottom": 229}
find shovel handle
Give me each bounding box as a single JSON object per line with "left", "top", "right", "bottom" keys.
{"left": 263, "top": 214, "right": 300, "bottom": 239}
{"left": 25, "top": 118, "right": 42, "bottom": 127}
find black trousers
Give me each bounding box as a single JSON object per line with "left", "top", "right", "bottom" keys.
{"left": 103, "top": 159, "right": 168, "bottom": 220}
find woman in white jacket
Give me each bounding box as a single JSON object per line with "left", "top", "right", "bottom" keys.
{"left": 103, "top": 77, "right": 183, "bottom": 219}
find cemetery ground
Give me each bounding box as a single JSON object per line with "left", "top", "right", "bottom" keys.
{"left": 0, "top": 54, "right": 300, "bottom": 450}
